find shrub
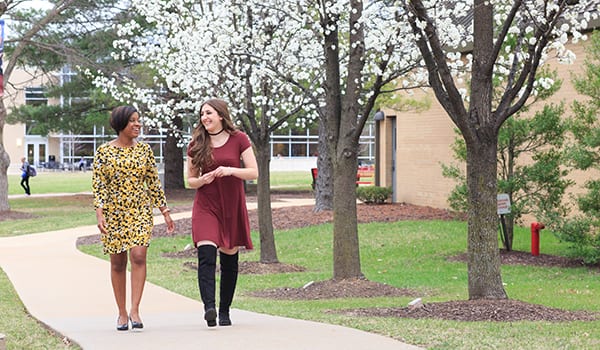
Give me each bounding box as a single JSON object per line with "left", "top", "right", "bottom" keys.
{"left": 356, "top": 186, "right": 392, "bottom": 204}
{"left": 555, "top": 216, "right": 600, "bottom": 264}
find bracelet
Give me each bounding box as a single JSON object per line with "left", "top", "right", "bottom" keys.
{"left": 161, "top": 208, "right": 170, "bottom": 215}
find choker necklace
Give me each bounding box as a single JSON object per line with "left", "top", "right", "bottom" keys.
{"left": 207, "top": 128, "right": 225, "bottom": 136}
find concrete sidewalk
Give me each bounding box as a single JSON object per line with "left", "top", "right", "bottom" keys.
{"left": 0, "top": 198, "right": 422, "bottom": 350}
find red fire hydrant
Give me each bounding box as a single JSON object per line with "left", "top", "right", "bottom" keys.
{"left": 531, "top": 222, "right": 545, "bottom": 256}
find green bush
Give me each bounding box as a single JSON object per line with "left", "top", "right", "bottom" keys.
{"left": 555, "top": 216, "right": 600, "bottom": 264}
{"left": 356, "top": 186, "right": 392, "bottom": 204}
{"left": 550, "top": 179, "right": 600, "bottom": 264}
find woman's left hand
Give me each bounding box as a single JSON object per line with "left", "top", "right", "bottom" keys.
{"left": 164, "top": 213, "right": 175, "bottom": 234}
{"left": 213, "top": 166, "right": 233, "bottom": 178}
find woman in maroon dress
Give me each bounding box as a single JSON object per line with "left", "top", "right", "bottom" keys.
{"left": 187, "top": 98, "right": 258, "bottom": 327}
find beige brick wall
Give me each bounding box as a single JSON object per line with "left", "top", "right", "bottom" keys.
{"left": 378, "top": 101, "right": 458, "bottom": 208}
{"left": 4, "top": 67, "right": 59, "bottom": 171}
{"left": 379, "top": 41, "right": 594, "bottom": 215}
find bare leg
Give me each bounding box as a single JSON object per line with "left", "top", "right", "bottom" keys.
{"left": 129, "top": 246, "right": 147, "bottom": 323}
{"left": 110, "top": 252, "right": 128, "bottom": 326}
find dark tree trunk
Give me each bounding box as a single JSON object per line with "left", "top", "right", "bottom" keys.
{"left": 255, "top": 138, "right": 278, "bottom": 263}
{"left": 321, "top": 0, "right": 365, "bottom": 280}
{"left": 332, "top": 140, "right": 362, "bottom": 279}
{"left": 466, "top": 137, "right": 507, "bottom": 299}
{"left": 0, "top": 100, "right": 9, "bottom": 211}
{"left": 314, "top": 117, "right": 333, "bottom": 212}
{"left": 464, "top": 0, "right": 506, "bottom": 300}
{"left": 163, "top": 116, "right": 184, "bottom": 190}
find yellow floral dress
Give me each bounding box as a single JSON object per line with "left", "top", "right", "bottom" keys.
{"left": 92, "top": 142, "right": 167, "bottom": 254}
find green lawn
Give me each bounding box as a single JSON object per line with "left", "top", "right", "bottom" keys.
{"left": 266, "top": 170, "right": 313, "bottom": 189}
{"left": 8, "top": 170, "right": 313, "bottom": 195}
{"left": 0, "top": 268, "right": 81, "bottom": 349}
{"left": 8, "top": 171, "right": 93, "bottom": 195}
{"left": 3, "top": 174, "right": 600, "bottom": 349}
{"left": 3, "top": 171, "right": 311, "bottom": 236}
{"left": 76, "top": 221, "right": 600, "bottom": 349}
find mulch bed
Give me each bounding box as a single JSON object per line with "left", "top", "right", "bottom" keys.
{"left": 333, "top": 298, "right": 599, "bottom": 322}
{"left": 248, "top": 278, "right": 422, "bottom": 300}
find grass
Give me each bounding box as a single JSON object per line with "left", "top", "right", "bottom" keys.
{"left": 0, "top": 268, "right": 80, "bottom": 349}
{"left": 8, "top": 170, "right": 315, "bottom": 195}
{"left": 266, "top": 170, "right": 313, "bottom": 189}
{"left": 0, "top": 171, "right": 309, "bottom": 349}
{"left": 1, "top": 196, "right": 96, "bottom": 236}
{"left": 3, "top": 172, "right": 600, "bottom": 349}
{"left": 2, "top": 171, "right": 310, "bottom": 236}
{"left": 8, "top": 171, "right": 93, "bottom": 195}
{"left": 78, "top": 221, "right": 600, "bottom": 349}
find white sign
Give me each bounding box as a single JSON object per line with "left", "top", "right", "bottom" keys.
{"left": 497, "top": 193, "right": 511, "bottom": 215}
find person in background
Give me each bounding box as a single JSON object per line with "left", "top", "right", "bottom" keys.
{"left": 92, "top": 105, "right": 175, "bottom": 331}
{"left": 187, "top": 98, "right": 258, "bottom": 327}
{"left": 78, "top": 156, "right": 86, "bottom": 171}
{"left": 20, "top": 157, "right": 31, "bottom": 196}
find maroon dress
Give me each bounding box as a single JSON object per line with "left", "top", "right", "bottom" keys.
{"left": 187, "top": 131, "right": 254, "bottom": 250}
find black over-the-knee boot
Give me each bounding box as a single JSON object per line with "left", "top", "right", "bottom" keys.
{"left": 197, "top": 245, "right": 217, "bottom": 327}
{"left": 218, "top": 251, "right": 239, "bottom": 326}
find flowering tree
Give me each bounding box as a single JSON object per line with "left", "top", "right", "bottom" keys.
{"left": 91, "top": 0, "right": 325, "bottom": 263}
{"left": 305, "top": 0, "right": 423, "bottom": 278}
{"left": 92, "top": 0, "right": 424, "bottom": 273}
{"left": 402, "top": 0, "right": 595, "bottom": 299}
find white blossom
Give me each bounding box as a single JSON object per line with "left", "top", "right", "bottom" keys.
{"left": 89, "top": 0, "right": 592, "bottom": 139}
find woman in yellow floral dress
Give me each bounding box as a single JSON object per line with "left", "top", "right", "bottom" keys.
{"left": 92, "top": 105, "right": 175, "bottom": 331}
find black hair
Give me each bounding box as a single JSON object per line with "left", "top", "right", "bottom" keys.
{"left": 110, "top": 106, "right": 138, "bottom": 134}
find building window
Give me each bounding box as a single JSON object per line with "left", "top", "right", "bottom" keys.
{"left": 24, "top": 86, "right": 48, "bottom": 135}
{"left": 270, "top": 123, "right": 375, "bottom": 161}
{"left": 25, "top": 87, "right": 47, "bottom": 106}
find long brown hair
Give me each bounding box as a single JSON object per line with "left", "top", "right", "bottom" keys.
{"left": 189, "top": 98, "right": 238, "bottom": 171}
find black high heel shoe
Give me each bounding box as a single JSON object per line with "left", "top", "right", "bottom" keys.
{"left": 204, "top": 308, "right": 217, "bottom": 327}
{"left": 130, "top": 316, "right": 144, "bottom": 329}
{"left": 116, "top": 317, "right": 129, "bottom": 331}
{"left": 218, "top": 311, "right": 232, "bottom": 326}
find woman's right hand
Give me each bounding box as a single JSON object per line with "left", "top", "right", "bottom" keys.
{"left": 189, "top": 172, "right": 216, "bottom": 188}
{"left": 200, "top": 172, "right": 216, "bottom": 185}
{"left": 95, "top": 209, "right": 108, "bottom": 234}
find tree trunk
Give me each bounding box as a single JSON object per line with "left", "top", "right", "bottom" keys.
{"left": 314, "top": 117, "right": 333, "bottom": 212}
{"left": 463, "top": 0, "right": 506, "bottom": 300}
{"left": 466, "top": 138, "right": 507, "bottom": 299}
{"left": 332, "top": 140, "right": 362, "bottom": 280}
{"left": 321, "top": 0, "right": 363, "bottom": 280}
{"left": 0, "top": 99, "right": 9, "bottom": 212}
{"left": 255, "top": 138, "right": 278, "bottom": 263}
{"left": 163, "top": 116, "right": 184, "bottom": 190}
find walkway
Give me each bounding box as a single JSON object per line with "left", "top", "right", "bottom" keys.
{"left": 0, "top": 196, "right": 422, "bottom": 350}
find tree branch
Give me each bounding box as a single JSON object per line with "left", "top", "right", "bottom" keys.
{"left": 406, "top": 0, "right": 468, "bottom": 130}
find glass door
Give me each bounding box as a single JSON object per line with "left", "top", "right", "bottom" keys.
{"left": 26, "top": 142, "right": 46, "bottom": 167}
